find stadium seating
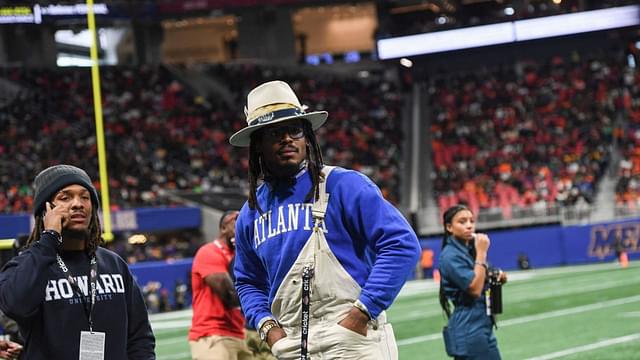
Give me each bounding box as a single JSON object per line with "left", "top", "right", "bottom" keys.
{"left": 0, "top": 64, "right": 405, "bottom": 214}
{"left": 428, "top": 53, "right": 629, "bottom": 219}
{"left": 615, "top": 68, "right": 640, "bottom": 214}
{"left": 3, "top": 54, "right": 637, "bottom": 238}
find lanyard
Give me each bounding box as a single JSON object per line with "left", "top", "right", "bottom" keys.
{"left": 56, "top": 253, "right": 98, "bottom": 332}
{"left": 300, "top": 265, "right": 314, "bottom": 360}
{"left": 213, "top": 239, "right": 233, "bottom": 264}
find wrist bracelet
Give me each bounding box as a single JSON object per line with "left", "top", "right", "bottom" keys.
{"left": 474, "top": 261, "right": 488, "bottom": 271}
{"left": 353, "top": 299, "right": 372, "bottom": 320}
{"left": 42, "top": 229, "right": 62, "bottom": 245}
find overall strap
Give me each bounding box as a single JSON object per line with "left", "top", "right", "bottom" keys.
{"left": 311, "top": 166, "right": 335, "bottom": 223}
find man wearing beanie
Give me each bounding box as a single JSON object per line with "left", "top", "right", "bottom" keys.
{"left": 0, "top": 164, "right": 156, "bottom": 359}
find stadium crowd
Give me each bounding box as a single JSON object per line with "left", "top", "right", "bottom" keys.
{"left": 429, "top": 51, "right": 635, "bottom": 219}
{"left": 0, "top": 64, "right": 404, "bottom": 214}
{"left": 0, "top": 65, "right": 221, "bottom": 213}
{"left": 615, "top": 62, "right": 640, "bottom": 214}
{"left": 2, "top": 53, "right": 638, "bottom": 224}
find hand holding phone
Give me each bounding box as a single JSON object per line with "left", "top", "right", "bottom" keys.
{"left": 43, "top": 202, "right": 65, "bottom": 233}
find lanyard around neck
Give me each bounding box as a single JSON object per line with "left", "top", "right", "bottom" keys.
{"left": 56, "top": 253, "right": 98, "bottom": 332}
{"left": 213, "top": 239, "right": 233, "bottom": 264}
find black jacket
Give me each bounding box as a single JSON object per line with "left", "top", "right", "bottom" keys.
{"left": 0, "top": 232, "right": 156, "bottom": 359}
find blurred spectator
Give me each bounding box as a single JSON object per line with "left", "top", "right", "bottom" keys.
{"left": 143, "top": 281, "right": 162, "bottom": 313}
{"left": 420, "top": 247, "right": 434, "bottom": 279}
{"left": 188, "top": 210, "right": 251, "bottom": 359}
{"left": 159, "top": 288, "right": 171, "bottom": 313}
{"left": 174, "top": 280, "right": 188, "bottom": 310}
{"left": 517, "top": 253, "right": 531, "bottom": 270}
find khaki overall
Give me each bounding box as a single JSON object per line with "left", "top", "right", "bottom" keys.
{"left": 269, "top": 167, "right": 398, "bottom": 360}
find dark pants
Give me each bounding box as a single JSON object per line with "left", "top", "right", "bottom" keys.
{"left": 453, "top": 334, "right": 501, "bottom": 360}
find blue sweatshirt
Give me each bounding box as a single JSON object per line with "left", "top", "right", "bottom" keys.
{"left": 234, "top": 166, "right": 420, "bottom": 329}
{"left": 0, "top": 233, "right": 156, "bottom": 360}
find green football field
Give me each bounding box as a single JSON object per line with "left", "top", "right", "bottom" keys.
{"left": 152, "top": 261, "right": 640, "bottom": 359}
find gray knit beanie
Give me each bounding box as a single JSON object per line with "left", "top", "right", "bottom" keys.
{"left": 33, "top": 164, "right": 100, "bottom": 216}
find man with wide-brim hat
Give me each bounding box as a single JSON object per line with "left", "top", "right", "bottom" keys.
{"left": 229, "top": 80, "right": 327, "bottom": 147}
{"left": 231, "top": 80, "right": 420, "bottom": 360}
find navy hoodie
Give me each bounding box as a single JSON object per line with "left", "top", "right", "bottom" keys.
{"left": 0, "top": 232, "right": 156, "bottom": 359}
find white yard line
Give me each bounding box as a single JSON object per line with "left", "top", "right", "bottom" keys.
{"left": 396, "top": 295, "right": 640, "bottom": 346}
{"left": 498, "top": 295, "right": 640, "bottom": 327}
{"left": 523, "top": 333, "right": 640, "bottom": 360}
{"left": 396, "top": 333, "right": 443, "bottom": 346}
{"left": 397, "top": 261, "right": 638, "bottom": 299}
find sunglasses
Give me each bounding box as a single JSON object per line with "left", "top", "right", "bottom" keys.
{"left": 263, "top": 124, "right": 305, "bottom": 140}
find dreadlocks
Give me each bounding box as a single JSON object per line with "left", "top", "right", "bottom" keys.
{"left": 26, "top": 210, "right": 104, "bottom": 258}
{"left": 247, "top": 120, "right": 324, "bottom": 215}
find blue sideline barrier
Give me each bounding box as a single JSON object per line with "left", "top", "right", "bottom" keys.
{"left": 420, "top": 218, "right": 640, "bottom": 271}
{"left": 0, "top": 206, "right": 201, "bottom": 238}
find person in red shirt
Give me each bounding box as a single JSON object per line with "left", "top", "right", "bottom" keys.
{"left": 189, "top": 210, "right": 251, "bottom": 360}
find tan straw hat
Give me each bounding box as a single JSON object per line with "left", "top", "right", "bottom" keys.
{"left": 229, "top": 80, "right": 328, "bottom": 147}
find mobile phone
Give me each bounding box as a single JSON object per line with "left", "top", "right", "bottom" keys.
{"left": 43, "top": 202, "right": 56, "bottom": 217}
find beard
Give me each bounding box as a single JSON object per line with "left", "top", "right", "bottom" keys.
{"left": 264, "top": 160, "right": 307, "bottom": 188}
{"left": 62, "top": 227, "right": 90, "bottom": 240}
